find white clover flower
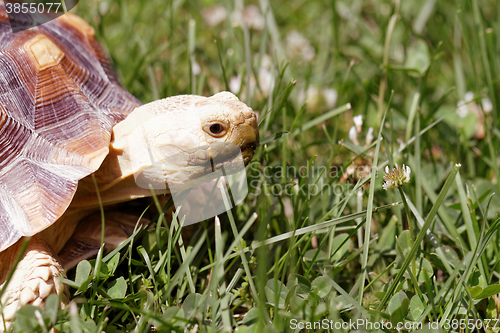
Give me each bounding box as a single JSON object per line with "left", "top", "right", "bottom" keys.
{"left": 303, "top": 86, "right": 338, "bottom": 111}
{"left": 456, "top": 100, "right": 468, "bottom": 118}
{"left": 99, "top": 2, "right": 109, "bottom": 15}
{"left": 353, "top": 115, "right": 363, "bottom": 133}
{"left": 201, "top": 5, "right": 227, "bottom": 27}
{"left": 259, "top": 54, "right": 273, "bottom": 70}
{"left": 242, "top": 5, "right": 265, "bottom": 30}
{"left": 482, "top": 97, "right": 493, "bottom": 113}
{"left": 230, "top": 10, "right": 242, "bottom": 27}
{"left": 382, "top": 163, "right": 411, "bottom": 190}
{"left": 349, "top": 126, "right": 359, "bottom": 145}
{"left": 229, "top": 75, "right": 242, "bottom": 94}
{"left": 283, "top": 197, "right": 293, "bottom": 218}
{"left": 305, "top": 86, "right": 321, "bottom": 110}
{"left": 323, "top": 88, "right": 338, "bottom": 109}
{"left": 258, "top": 68, "right": 273, "bottom": 97}
{"left": 464, "top": 91, "right": 475, "bottom": 102}
{"left": 285, "top": 30, "right": 315, "bottom": 62}
{"left": 191, "top": 60, "right": 201, "bottom": 76}
{"left": 365, "top": 127, "right": 374, "bottom": 146}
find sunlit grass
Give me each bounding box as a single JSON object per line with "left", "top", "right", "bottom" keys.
{"left": 7, "top": 0, "right": 500, "bottom": 332}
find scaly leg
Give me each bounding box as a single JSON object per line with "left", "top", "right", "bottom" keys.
{"left": 0, "top": 235, "right": 68, "bottom": 326}
{"left": 58, "top": 211, "right": 150, "bottom": 270}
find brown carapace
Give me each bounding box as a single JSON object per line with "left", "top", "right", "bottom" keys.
{"left": 0, "top": 8, "right": 141, "bottom": 253}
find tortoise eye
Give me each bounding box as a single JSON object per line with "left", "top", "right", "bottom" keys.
{"left": 210, "top": 124, "right": 223, "bottom": 134}
{"left": 206, "top": 122, "right": 227, "bottom": 137}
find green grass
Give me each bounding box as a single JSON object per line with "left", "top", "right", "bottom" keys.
{"left": 7, "top": 0, "right": 500, "bottom": 332}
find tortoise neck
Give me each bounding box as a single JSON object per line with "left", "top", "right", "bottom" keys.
{"left": 70, "top": 146, "right": 169, "bottom": 209}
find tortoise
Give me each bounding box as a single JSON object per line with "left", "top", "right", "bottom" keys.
{"left": 0, "top": 6, "right": 259, "bottom": 324}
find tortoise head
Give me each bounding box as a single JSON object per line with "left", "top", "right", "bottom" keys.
{"left": 197, "top": 92, "right": 259, "bottom": 166}
{"left": 111, "top": 92, "right": 259, "bottom": 191}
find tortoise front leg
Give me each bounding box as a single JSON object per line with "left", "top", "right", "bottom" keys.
{"left": 0, "top": 235, "right": 68, "bottom": 325}
{"left": 58, "top": 211, "right": 150, "bottom": 270}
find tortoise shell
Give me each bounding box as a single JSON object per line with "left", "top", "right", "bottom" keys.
{"left": 0, "top": 7, "right": 142, "bottom": 252}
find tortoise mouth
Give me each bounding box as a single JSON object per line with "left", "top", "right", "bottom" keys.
{"left": 212, "top": 139, "right": 258, "bottom": 167}
{"left": 241, "top": 141, "right": 258, "bottom": 165}
{"left": 185, "top": 140, "right": 257, "bottom": 181}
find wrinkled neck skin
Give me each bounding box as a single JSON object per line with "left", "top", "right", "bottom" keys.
{"left": 69, "top": 146, "right": 170, "bottom": 209}
{"left": 71, "top": 96, "right": 209, "bottom": 208}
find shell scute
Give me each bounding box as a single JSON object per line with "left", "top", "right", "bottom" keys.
{"left": 0, "top": 158, "right": 80, "bottom": 232}
{"left": 0, "top": 11, "right": 142, "bottom": 252}
{"left": 0, "top": 5, "right": 7, "bottom": 21}
{"left": 58, "top": 14, "right": 95, "bottom": 40}
{"left": 0, "top": 108, "right": 32, "bottom": 170}
{"left": 0, "top": 51, "right": 36, "bottom": 128}
{"left": 25, "top": 34, "right": 65, "bottom": 72}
